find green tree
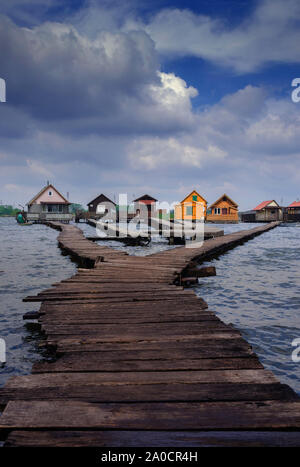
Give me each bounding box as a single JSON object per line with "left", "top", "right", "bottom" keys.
{"left": 0, "top": 205, "right": 19, "bottom": 216}
{"left": 69, "top": 203, "right": 86, "bottom": 214}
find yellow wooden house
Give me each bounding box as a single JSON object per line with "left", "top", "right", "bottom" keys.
{"left": 206, "top": 194, "right": 239, "bottom": 223}
{"left": 175, "top": 190, "right": 207, "bottom": 221}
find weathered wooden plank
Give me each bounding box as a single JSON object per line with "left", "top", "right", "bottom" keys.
{"left": 39, "top": 315, "right": 218, "bottom": 325}
{"left": 52, "top": 336, "right": 252, "bottom": 353}
{"left": 5, "top": 430, "right": 300, "bottom": 447}
{"left": 2, "top": 400, "right": 300, "bottom": 430}
{"left": 46, "top": 332, "right": 243, "bottom": 349}
{"left": 0, "top": 383, "right": 295, "bottom": 406}
{"left": 32, "top": 355, "right": 263, "bottom": 373}
{"left": 41, "top": 321, "right": 233, "bottom": 337}
{"left": 37, "top": 288, "right": 184, "bottom": 296}
{"left": 4, "top": 369, "right": 278, "bottom": 389}
{"left": 41, "top": 284, "right": 180, "bottom": 293}
{"left": 39, "top": 298, "right": 208, "bottom": 312}
{"left": 24, "top": 293, "right": 195, "bottom": 303}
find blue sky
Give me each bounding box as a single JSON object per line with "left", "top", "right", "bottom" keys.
{"left": 0, "top": 0, "right": 299, "bottom": 210}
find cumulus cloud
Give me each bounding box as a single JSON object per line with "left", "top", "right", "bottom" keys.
{"left": 0, "top": 2, "right": 300, "bottom": 210}
{"left": 124, "top": 83, "right": 300, "bottom": 207}
{"left": 193, "top": 85, "right": 300, "bottom": 159}
{"left": 26, "top": 159, "right": 53, "bottom": 178}
{"left": 245, "top": 101, "right": 300, "bottom": 155}
{"left": 0, "top": 0, "right": 61, "bottom": 26}
{"left": 1, "top": 81, "right": 299, "bottom": 209}
{"left": 0, "top": 15, "right": 198, "bottom": 136}
{"left": 125, "top": 0, "right": 300, "bottom": 72}
{"left": 128, "top": 137, "right": 226, "bottom": 170}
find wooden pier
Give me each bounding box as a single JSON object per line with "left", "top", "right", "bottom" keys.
{"left": 86, "top": 217, "right": 224, "bottom": 245}
{"left": 1, "top": 221, "right": 300, "bottom": 447}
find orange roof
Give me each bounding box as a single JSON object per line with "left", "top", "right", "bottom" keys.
{"left": 253, "top": 200, "right": 278, "bottom": 211}
{"left": 288, "top": 200, "right": 300, "bottom": 208}
{"left": 209, "top": 193, "right": 238, "bottom": 209}
{"left": 180, "top": 190, "right": 207, "bottom": 204}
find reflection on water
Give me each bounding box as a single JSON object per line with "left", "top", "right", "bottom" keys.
{"left": 0, "top": 218, "right": 299, "bottom": 396}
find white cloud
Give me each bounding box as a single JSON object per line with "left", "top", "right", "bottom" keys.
{"left": 1, "top": 83, "right": 300, "bottom": 210}
{"left": 125, "top": 0, "right": 300, "bottom": 72}
{"left": 0, "top": 16, "right": 198, "bottom": 136}
{"left": 244, "top": 99, "right": 300, "bottom": 154}
{"left": 128, "top": 137, "right": 226, "bottom": 170}
{"left": 150, "top": 72, "right": 198, "bottom": 110}
{"left": 26, "top": 159, "right": 53, "bottom": 177}
{"left": 3, "top": 183, "right": 21, "bottom": 192}
{"left": 0, "top": 3, "right": 300, "bottom": 210}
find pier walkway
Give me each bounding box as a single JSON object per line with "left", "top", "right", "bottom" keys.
{"left": 1, "top": 221, "right": 300, "bottom": 447}
{"left": 86, "top": 217, "right": 224, "bottom": 244}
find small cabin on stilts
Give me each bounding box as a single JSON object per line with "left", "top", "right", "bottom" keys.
{"left": 206, "top": 194, "right": 239, "bottom": 223}
{"left": 26, "top": 183, "right": 72, "bottom": 223}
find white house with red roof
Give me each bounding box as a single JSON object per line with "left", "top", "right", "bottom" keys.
{"left": 253, "top": 200, "right": 283, "bottom": 222}
{"left": 27, "top": 183, "right": 72, "bottom": 223}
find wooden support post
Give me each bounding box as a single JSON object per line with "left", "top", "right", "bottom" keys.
{"left": 94, "top": 256, "right": 104, "bottom": 268}
{"left": 180, "top": 277, "right": 198, "bottom": 286}
{"left": 183, "top": 266, "right": 216, "bottom": 278}
{"left": 169, "top": 219, "right": 174, "bottom": 245}
{"left": 158, "top": 209, "right": 163, "bottom": 237}
{"left": 23, "top": 311, "right": 41, "bottom": 320}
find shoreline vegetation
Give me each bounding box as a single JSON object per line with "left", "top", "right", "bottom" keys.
{"left": 0, "top": 203, "right": 85, "bottom": 217}
{"left": 0, "top": 205, "right": 19, "bottom": 217}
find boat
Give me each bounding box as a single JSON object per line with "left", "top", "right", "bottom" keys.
{"left": 16, "top": 211, "right": 32, "bottom": 225}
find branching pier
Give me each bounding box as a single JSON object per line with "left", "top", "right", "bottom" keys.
{"left": 1, "top": 221, "right": 300, "bottom": 447}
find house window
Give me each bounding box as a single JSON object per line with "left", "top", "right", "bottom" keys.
{"left": 222, "top": 208, "right": 227, "bottom": 215}
{"left": 207, "top": 209, "right": 212, "bottom": 215}
{"left": 47, "top": 204, "right": 63, "bottom": 213}
{"left": 214, "top": 208, "right": 221, "bottom": 215}
{"left": 186, "top": 206, "right": 193, "bottom": 216}
{"left": 48, "top": 191, "right": 52, "bottom": 196}
{"left": 192, "top": 195, "right": 198, "bottom": 201}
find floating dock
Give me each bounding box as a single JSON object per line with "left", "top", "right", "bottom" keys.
{"left": 1, "top": 221, "right": 300, "bottom": 447}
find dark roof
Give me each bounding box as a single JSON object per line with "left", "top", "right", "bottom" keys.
{"left": 133, "top": 194, "right": 158, "bottom": 202}
{"left": 88, "top": 193, "right": 116, "bottom": 206}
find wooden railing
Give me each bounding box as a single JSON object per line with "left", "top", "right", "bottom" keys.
{"left": 206, "top": 213, "right": 238, "bottom": 222}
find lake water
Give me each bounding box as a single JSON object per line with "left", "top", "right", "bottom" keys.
{"left": 0, "top": 217, "right": 76, "bottom": 387}
{"left": 194, "top": 222, "right": 300, "bottom": 394}
{"left": 0, "top": 218, "right": 299, "bottom": 395}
